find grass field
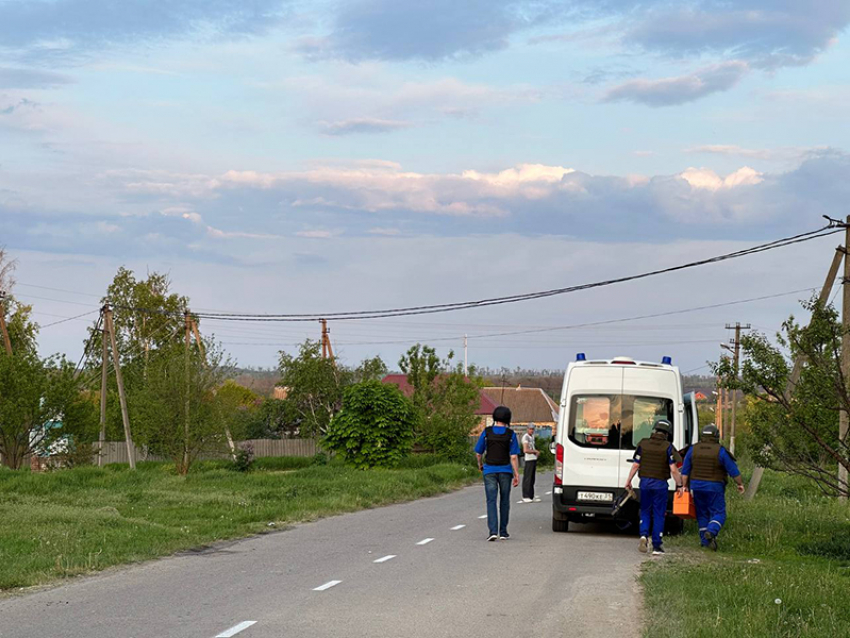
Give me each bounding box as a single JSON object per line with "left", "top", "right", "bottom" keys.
{"left": 0, "top": 455, "right": 477, "bottom": 591}
{"left": 642, "top": 466, "right": 850, "bottom": 638}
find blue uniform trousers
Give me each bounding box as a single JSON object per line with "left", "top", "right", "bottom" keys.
{"left": 639, "top": 489, "right": 667, "bottom": 549}
{"left": 693, "top": 488, "right": 727, "bottom": 545}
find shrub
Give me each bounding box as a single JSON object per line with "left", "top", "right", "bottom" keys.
{"left": 324, "top": 381, "right": 415, "bottom": 469}
{"left": 231, "top": 443, "right": 255, "bottom": 472}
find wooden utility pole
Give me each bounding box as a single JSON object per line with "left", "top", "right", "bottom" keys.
{"left": 746, "top": 244, "right": 846, "bottom": 500}
{"left": 725, "top": 322, "right": 751, "bottom": 457}
{"left": 715, "top": 377, "right": 723, "bottom": 436}
{"left": 0, "top": 291, "right": 12, "bottom": 355}
{"left": 464, "top": 334, "right": 468, "bottom": 376}
{"left": 98, "top": 323, "right": 108, "bottom": 467}
{"left": 190, "top": 316, "right": 236, "bottom": 458}
{"left": 104, "top": 306, "right": 135, "bottom": 469}
{"left": 841, "top": 216, "right": 850, "bottom": 499}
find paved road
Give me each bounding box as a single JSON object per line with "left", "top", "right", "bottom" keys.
{"left": 0, "top": 473, "right": 645, "bottom": 638}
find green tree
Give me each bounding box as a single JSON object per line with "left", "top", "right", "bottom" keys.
{"left": 131, "top": 340, "right": 233, "bottom": 475}
{"left": 277, "top": 340, "right": 352, "bottom": 438}
{"left": 216, "top": 380, "right": 261, "bottom": 441}
{"left": 0, "top": 351, "right": 91, "bottom": 469}
{"left": 399, "top": 344, "right": 480, "bottom": 460}
{"left": 325, "top": 381, "right": 415, "bottom": 468}
{"left": 353, "top": 355, "right": 388, "bottom": 383}
{"left": 715, "top": 298, "right": 850, "bottom": 496}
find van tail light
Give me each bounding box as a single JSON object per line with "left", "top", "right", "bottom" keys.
{"left": 554, "top": 443, "right": 564, "bottom": 485}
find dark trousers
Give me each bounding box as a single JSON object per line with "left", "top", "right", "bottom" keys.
{"left": 484, "top": 472, "right": 512, "bottom": 536}
{"left": 639, "top": 489, "right": 667, "bottom": 549}
{"left": 522, "top": 459, "right": 537, "bottom": 499}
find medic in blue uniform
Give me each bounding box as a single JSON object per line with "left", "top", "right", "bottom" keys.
{"left": 680, "top": 424, "right": 745, "bottom": 551}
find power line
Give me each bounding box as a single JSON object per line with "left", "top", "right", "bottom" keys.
{"left": 118, "top": 225, "right": 839, "bottom": 322}
{"left": 40, "top": 309, "right": 100, "bottom": 329}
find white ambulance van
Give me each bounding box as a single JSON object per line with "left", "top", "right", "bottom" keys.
{"left": 551, "top": 354, "right": 699, "bottom": 533}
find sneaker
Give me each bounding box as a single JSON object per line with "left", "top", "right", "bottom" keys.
{"left": 499, "top": 533, "right": 510, "bottom": 540}
{"left": 522, "top": 498, "right": 533, "bottom": 503}
{"left": 704, "top": 532, "right": 718, "bottom": 552}
{"left": 652, "top": 546, "right": 665, "bottom": 556}
{"left": 533, "top": 498, "right": 542, "bottom": 502}
{"left": 639, "top": 536, "right": 649, "bottom": 553}
{"left": 487, "top": 534, "right": 498, "bottom": 542}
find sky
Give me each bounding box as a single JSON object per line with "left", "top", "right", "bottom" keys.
{"left": 2, "top": 0, "right": 850, "bottom": 376}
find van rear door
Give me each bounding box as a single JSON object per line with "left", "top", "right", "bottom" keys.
{"left": 683, "top": 392, "right": 699, "bottom": 446}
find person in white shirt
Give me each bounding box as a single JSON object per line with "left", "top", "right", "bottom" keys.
{"left": 521, "top": 424, "right": 541, "bottom": 503}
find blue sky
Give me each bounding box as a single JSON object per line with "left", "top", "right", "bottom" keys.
{"left": 2, "top": 0, "right": 849, "bottom": 373}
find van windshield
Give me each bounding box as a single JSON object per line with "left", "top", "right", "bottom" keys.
{"left": 568, "top": 394, "right": 674, "bottom": 450}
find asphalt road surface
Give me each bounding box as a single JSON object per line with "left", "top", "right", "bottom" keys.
{"left": 0, "top": 473, "right": 645, "bottom": 638}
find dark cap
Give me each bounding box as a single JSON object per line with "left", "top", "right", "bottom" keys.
{"left": 493, "top": 405, "right": 512, "bottom": 425}
{"left": 653, "top": 419, "right": 672, "bottom": 436}
{"left": 701, "top": 424, "right": 719, "bottom": 439}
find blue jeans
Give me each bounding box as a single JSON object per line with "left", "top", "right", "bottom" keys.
{"left": 484, "top": 472, "right": 512, "bottom": 536}
{"left": 693, "top": 488, "right": 727, "bottom": 545}
{"left": 639, "top": 489, "right": 667, "bottom": 549}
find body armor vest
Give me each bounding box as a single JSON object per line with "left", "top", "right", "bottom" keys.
{"left": 638, "top": 433, "right": 671, "bottom": 480}
{"left": 690, "top": 440, "right": 727, "bottom": 482}
{"left": 484, "top": 427, "right": 513, "bottom": 466}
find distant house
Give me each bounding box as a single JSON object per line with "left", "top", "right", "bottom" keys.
{"left": 272, "top": 386, "right": 289, "bottom": 400}
{"left": 380, "top": 374, "right": 499, "bottom": 433}
{"left": 481, "top": 386, "right": 560, "bottom": 437}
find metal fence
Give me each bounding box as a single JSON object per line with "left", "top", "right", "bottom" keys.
{"left": 94, "top": 439, "right": 317, "bottom": 465}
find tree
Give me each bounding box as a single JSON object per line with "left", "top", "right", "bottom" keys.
{"left": 716, "top": 298, "right": 850, "bottom": 496}
{"left": 0, "top": 351, "right": 92, "bottom": 469}
{"left": 325, "top": 381, "right": 415, "bottom": 468}
{"left": 399, "top": 344, "right": 481, "bottom": 460}
{"left": 216, "top": 380, "right": 261, "bottom": 441}
{"left": 277, "top": 340, "right": 352, "bottom": 438}
{"left": 353, "top": 355, "right": 388, "bottom": 383}
{"left": 131, "top": 340, "right": 233, "bottom": 475}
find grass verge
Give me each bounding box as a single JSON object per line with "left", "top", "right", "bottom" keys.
{"left": 642, "top": 466, "right": 850, "bottom": 638}
{"left": 0, "top": 455, "right": 477, "bottom": 591}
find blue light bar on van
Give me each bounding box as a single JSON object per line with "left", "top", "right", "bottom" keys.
{"left": 576, "top": 353, "right": 586, "bottom": 361}
{"left": 662, "top": 356, "right": 672, "bottom": 365}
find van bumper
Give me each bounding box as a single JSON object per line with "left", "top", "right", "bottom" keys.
{"left": 552, "top": 485, "right": 673, "bottom": 521}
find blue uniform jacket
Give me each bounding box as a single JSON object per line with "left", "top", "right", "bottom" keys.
{"left": 682, "top": 446, "right": 741, "bottom": 492}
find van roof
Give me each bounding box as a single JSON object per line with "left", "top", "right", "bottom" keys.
{"left": 573, "top": 356, "right": 672, "bottom": 369}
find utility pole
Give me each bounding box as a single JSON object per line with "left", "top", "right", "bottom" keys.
{"left": 746, "top": 244, "right": 846, "bottom": 500}
{"left": 464, "top": 334, "right": 468, "bottom": 376}
{"left": 0, "top": 291, "right": 12, "bottom": 355}
{"left": 715, "top": 378, "right": 723, "bottom": 437}
{"left": 104, "top": 305, "right": 135, "bottom": 469}
{"left": 191, "top": 317, "right": 236, "bottom": 458}
{"left": 841, "top": 215, "right": 850, "bottom": 499}
{"left": 320, "top": 319, "right": 335, "bottom": 365}
{"left": 724, "top": 322, "right": 751, "bottom": 457}
{"left": 98, "top": 322, "right": 108, "bottom": 467}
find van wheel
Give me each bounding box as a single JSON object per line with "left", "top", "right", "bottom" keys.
{"left": 664, "top": 516, "right": 684, "bottom": 536}
{"left": 552, "top": 517, "right": 569, "bottom": 533}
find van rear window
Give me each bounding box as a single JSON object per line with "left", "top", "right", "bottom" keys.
{"left": 569, "top": 394, "right": 674, "bottom": 450}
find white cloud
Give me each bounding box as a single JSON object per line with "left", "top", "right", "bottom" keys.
{"left": 686, "top": 144, "right": 831, "bottom": 163}
{"left": 679, "top": 166, "right": 763, "bottom": 191}
{"left": 320, "top": 117, "right": 414, "bottom": 136}
{"left": 296, "top": 230, "right": 336, "bottom": 239}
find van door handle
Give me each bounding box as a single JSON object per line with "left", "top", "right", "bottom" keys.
{"left": 626, "top": 459, "right": 635, "bottom": 463}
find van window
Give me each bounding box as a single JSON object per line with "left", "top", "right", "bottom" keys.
{"left": 569, "top": 394, "right": 674, "bottom": 450}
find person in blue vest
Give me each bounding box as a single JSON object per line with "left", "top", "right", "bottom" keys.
{"left": 475, "top": 406, "right": 521, "bottom": 541}
{"left": 624, "top": 419, "right": 683, "bottom": 555}
{"left": 680, "top": 424, "right": 744, "bottom": 551}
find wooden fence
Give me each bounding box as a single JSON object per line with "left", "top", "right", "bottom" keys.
{"left": 94, "top": 439, "right": 317, "bottom": 465}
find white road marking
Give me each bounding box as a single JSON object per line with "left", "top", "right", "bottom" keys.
{"left": 450, "top": 524, "right": 466, "bottom": 530}
{"left": 546, "top": 491, "right": 552, "bottom": 495}
{"left": 416, "top": 538, "right": 434, "bottom": 546}
{"left": 313, "top": 580, "right": 342, "bottom": 591}
{"left": 374, "top": 555, "right": 396, "bottom": 563}
{"left": 478, "top": 514, "right": 488, "bottom": 519}
{"left": 216, "top": 621, "right": 257, "bottom": 637}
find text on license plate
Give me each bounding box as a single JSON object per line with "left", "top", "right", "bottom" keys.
{"left": 577, "top": 491, "right": 613, "bottom": 502}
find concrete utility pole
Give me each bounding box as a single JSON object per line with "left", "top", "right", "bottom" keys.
{"left": 104, "top": 306, "right": 135, "bottom": 469}
{"left": 725, "top": 322, "right": 751, "bottom": 457}
{"left": 0, "top": 291, "right": 12, "bottom": 355}
{"left": 463, "top": 334, "right": 468, "bottom": 376}
{"left": 746, "top": 243, "right": 846, "bottom": 500}
{"left": 841, "top": 216, "right": 850, "bottom": 498}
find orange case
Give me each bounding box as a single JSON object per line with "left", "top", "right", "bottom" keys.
{"left": 673, "top": 491, "right": 696, "bottom": 519}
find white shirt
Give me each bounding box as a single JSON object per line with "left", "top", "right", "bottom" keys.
{"left": 521, "top": 433, "right": 537, "bottom": 462}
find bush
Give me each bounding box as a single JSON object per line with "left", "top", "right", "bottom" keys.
{"left": 324, "top": 381, "right": 415, "bottom": 469}
{"left": 534, "top": 435, "right": 554, "bottom": 466}
{"left": 231, "top": 443, "right": 255, "bottom": 472}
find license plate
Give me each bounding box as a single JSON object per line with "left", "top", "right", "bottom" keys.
{"left": 577, "top": 491, "right": 613, "bottom": 502}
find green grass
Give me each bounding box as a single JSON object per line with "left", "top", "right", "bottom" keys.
{"left": 0, "top": 456, "right": 477, "bottom": 591}
{"left": 642, "top": 466, "right": 850, "bottom": 638}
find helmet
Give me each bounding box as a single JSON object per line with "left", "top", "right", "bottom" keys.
{"left": 493, "top": 405, "right": 512, "bottom": 425}
{"left": 653, "top": 419, "right": 672, "bottom": 436}
{"left": 701, "top": 424, "right": 720, "bottom": 439}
